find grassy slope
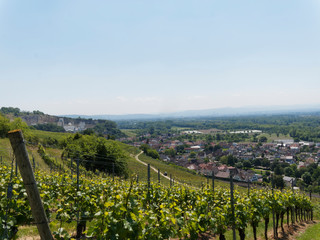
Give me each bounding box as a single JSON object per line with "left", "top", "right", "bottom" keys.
{"left": 136, "top": 152, "right": 235, "bottom": 189}
{"left": 2, "top": 130, "right": 319, "bottom": 239}
{"left": 120, "top": 129, "right": 137, "bottom": 138}
{"left": 0, "top": 138, "right": 12, "bottom": 162}
{"left": 31, "top": 129, "right": 72, "bottom": 142}
{"left": 1, "top": 131, "right": 243, "bottom": 190}
{"left": 297, "top": 221, "right": 320, "bottom": 240}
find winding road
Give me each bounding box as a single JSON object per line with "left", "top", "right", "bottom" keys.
{"left": 134, "top": 151, "right": 172, "bottom": 182}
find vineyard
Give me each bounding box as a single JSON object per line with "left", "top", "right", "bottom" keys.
{"left": 0, "top": 160, "right": 314, "bottom": 240}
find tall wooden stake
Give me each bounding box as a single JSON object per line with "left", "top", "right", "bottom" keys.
{"left": 147, "top": 164, "right": 150, "bottom": 189}
{"left": 112, "top": 162, "right": 115, "bottom": 181}
{"left": 212, "top": 170, "right": 215, "bottom": 193}
{"left": 147, "top": 164, "right": 151, "bottom": 203}
{"left": 8, "top": 130, "right": 53, "bottom": 240}
{"left": 271, "top": 175, "right": 276, "bottom": 238}
{"left": 230, "top": 170, "right": 236, "bottom": 240}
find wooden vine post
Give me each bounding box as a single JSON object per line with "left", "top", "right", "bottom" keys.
{"left": 8, "top": 130, "right": 54, "bottom": 240}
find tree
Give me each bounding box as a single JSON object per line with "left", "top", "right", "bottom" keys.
{"left": 227, "top": 155, "right": 237, "bottom": 166}
{"left": 273, "top": 175, "right": 285, "bottom": 189}
{"left": 147, "top": 149, "right": 160, "bottom": 159}
{"left": 216, "top": 133, "right": 221, "bottom": 141}
{"left": 235, "top": 162, "right": 243, "bottom": 169}
{"left": 175, "top": 145, "right": 185, "bottom": 154}
{"left": 33, "top": 110, "right": 44, "bottom": 115}
{"left": 10, "top": 118, "right": 29, "bottom": 132}
{"left": 259, "top": 136, "right": 268, "bottom": 143}
{"left": 274, "top": 165, "right": 284, "bottom": 175}
{"left": 243, "top": 160, "right": 252, "bottom": 169}
{"left": 93, "top": 120, "right": 124, "bottom": 138}
{"left": 140, "top": 144, "right": 160, "bottom": 159}
{"left": 82, "top": 128, "right": 96, "bottom": 135}
{"left": 0, "top": 107, "right": 20, "bottom": 116}
{"left": 302, "top": 172, "right": 312, "bottom": 185}
{"left": 312, "top": 168, "right": 320, "bottom": 181}
{"left": 261, "top": 158, "right": 270, "bottom": 168}
{"left": 189, "top": 151, "right": 197, "bottom": 159}
{"left": 284, "top": 167, "right": 294, "bottom": 177}
{"left": 62, "top": 134, "right": 128, "bottom": 177}
{"left": 295, "top": 167, "right": 307, "bottom": 178}
{"left": 252, "top": 158, "right": 261, "bottom": 167}
{"left": 0, "top": 114, "right": 10, "bottom": 138}
{"left": 33, "top": 123, "right": 65, "bottom": 132}
{"left": 164, "top": 148, "right": 176, "bottom": 158}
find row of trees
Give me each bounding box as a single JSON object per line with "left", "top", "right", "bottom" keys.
{"left": 0, "top": 114, "right": 30, "bottom": 138}
{"left": 1, "top": 113, "right": 129, "bottom": 177}
{"left": 119, "top": 113, "right": 320, "bottom": 142}
{"left": 0, "top": 107, "right": 44, "bottom": 116}
{"left": 61, "top": 133, "right": 129, "bottom": 177}
{"left": 139, "top": 144, "right": 160, "bottom": 159}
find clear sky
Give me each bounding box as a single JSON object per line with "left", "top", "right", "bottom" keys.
{"left": 0, "top": 0, "right": 319, "bottom": 115}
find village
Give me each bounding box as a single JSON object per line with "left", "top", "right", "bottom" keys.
{"left": 120, "top": 129, "right": 320, "bottom": 188}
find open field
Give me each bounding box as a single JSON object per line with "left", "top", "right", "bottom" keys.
{"left": 258, "top": 132, "right": 293, "bottom": 142}
{"left": 31, "top": 129, "right": 72, "bottom": 142}
{"left": 120, "top": 129, "right": 138, "bottom": 138}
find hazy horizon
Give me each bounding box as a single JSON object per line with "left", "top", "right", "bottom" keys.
{"left": 1, "top": 0, "right": 319, "bottom": 116}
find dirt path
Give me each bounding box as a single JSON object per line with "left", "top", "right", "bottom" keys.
{"left": 134, "top": 151, "right": 172, "bottom": 181}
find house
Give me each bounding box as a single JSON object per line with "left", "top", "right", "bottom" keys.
{"left": 215, "top": 171, "right": 230, "bottom": 180}
{"left": 305, "top": 158, "right": 316, "bottom": 166}
{"left": 64, "top": 122, "right": 75, "bottom": 132}
{"left": 285, "top": 156, "right": 295, "bottom": 164}
{"left": 218, "top": 165, "right": 228, "bottom": 172}
{"left": 233, "top": 169, "right": 247, "bottom": 182}
{"left": 246, "top": 171, "right": 259, "bottom": 182}
{"left": 187, "top": 164, "right": 198, "bottom": 171}
{"left": 298, "top": 161, "right": 305, "bottom": 169}
{"left": 283, "top": 176, "right": 296, "bottom": 187}
{"left": 185, "top": 145, "right": 202, "bottom": 153}
{"left": 57, "top": 118, "right": 64, "bottom": 127}
{"left": 78, "top": 121, "right": 86, "bottom": 131}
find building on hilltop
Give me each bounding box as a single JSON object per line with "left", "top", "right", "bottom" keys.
{"left": 57, "top": 118, "right": 64, "bottom": 127}
{"left": 64, "top": 122, "right": 75, "bottom": 132}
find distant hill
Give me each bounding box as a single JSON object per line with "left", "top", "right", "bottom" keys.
{"left": 0, "top": 107, "right": 124, "bottom": 137}
{"left": 63, "top": 104, "right": 320, "bottom": 121}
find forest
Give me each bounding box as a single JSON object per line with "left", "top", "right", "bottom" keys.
{"left": 117, "top": 112, "right": 320, "bottom": 142}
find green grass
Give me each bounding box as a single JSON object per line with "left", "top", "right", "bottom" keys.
{"left": 120, "top": 129, "right": 138, "bottom": 138}
{"left": 27, "top": 147, "right": 51, "bottom": 172}
{"left": 126, "top": 156, "right": 171, "bottom": 186}
{"left": 171, "top": 127, "right": 191, "bottom": 131}
{"left": 0, "top": 138, "right": 12, "bottom": 163}
{"left": 31, "top": 129, "right": 72, "bottom": 142}
{"left": 225, "top": 214, "right": 319, "bottom": 240}
{"left": 297, "top": 221, "right": 320, "bottom": 240}
{"left": 258, "top": 133, "right": 293, "bottom": 142}
{"left": 136, "top": 153, "right": 236, "bottom": 190}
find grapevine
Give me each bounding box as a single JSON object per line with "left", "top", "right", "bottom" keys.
{"left": 0, "top": 165, "right": 314, "bottom": 240}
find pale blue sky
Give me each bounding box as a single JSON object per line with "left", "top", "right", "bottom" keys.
{"left": 0, "top": 0, "right": 319, "bottom": 115}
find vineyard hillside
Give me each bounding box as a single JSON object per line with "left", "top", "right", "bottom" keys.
{"left": 0, "top": 130, "right": 213, "bottom": 188}
{"left": 1, "top": 129, "right": 319, "bottom": 239}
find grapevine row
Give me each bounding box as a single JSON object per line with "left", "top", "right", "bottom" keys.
{"left": 0, "top": 166, "right": 313, "bottom": 240}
